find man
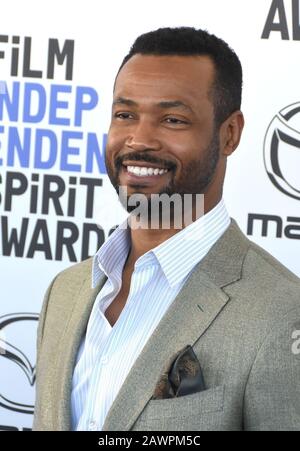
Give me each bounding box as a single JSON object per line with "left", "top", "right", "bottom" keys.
{"left": 33, "top": 27, "right": 300, "bottom": 431}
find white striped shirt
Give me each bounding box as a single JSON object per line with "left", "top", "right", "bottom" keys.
{"left": 71, "top": 199, "right": 230, "bottom": 431}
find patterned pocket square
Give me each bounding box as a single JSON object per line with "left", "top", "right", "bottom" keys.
{"left": 152, "top": 345, "right": 205, "bottom": 399}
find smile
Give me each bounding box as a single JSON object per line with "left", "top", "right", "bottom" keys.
{"left": 126, "top": 165, "right": 169, "bottom": 177}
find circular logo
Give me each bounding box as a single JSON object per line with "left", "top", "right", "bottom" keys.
{"left": 264, "top": 102, "right": 300, "bottom": 200}
{"left": 0, "top": 313, "right": 39, "bottom": 414}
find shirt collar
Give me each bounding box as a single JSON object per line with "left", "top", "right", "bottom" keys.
{"left": 92, "top": 199, "right": 230, "bottom": 289}
{"left": 92, "top": 217, "right": 130, "bottom": 288}
{"left": 151, "top": 199, "right": 230, "bottom": 287}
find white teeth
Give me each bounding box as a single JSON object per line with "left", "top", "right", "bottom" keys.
{"left": 140, "top": 167, "right": 148, "bottom": 176}
{"left": 126, "top": 166, "right": 168, "bottom": 176}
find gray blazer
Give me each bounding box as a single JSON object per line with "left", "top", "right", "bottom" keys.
{"left": 33, "top": 220, "right": 300, "bottom": 431}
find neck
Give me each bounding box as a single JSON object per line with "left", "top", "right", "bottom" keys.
{"left": 126, "top": 194, "right": 222, "bottom": 267}
{"left": 127, "top": 227, "right": 178, "bottom": 267}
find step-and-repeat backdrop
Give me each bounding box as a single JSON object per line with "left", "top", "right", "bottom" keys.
{"left": 1, "top": 0, "right": 300, "bottom": 431}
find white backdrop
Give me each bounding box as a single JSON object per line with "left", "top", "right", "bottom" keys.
{"left": 0, "top": 0, "right": 299, "bottom": 430}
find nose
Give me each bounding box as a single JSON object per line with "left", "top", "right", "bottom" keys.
{"left": 125, "top": 119, "right": 161, "bottom": 152}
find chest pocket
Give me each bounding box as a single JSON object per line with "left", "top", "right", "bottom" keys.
{"left": 132, "top": 385, "right": 225, "bottom": 431}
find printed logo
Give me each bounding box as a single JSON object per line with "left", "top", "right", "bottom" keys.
{"left": 264, "top": 102, "right": 300, "bottom": 200}
{"left": 0, "top": 313, "right": 38, "bottom": 414}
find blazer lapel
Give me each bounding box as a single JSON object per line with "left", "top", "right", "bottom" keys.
{"left": 102, "top": 219, "right": 250, "bottom": 431}
{"left": 102, "top": 271, "right": 229, "bottom": 431}
{"left": 53, "top": 271, "right": 107, "bottom": 430}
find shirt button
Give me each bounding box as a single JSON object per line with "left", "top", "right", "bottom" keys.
{"left": 100, "top": 355, "right": 109, "bottom": 365}
{"left": 89, "top": 420, "right": 98, "bottom": 431}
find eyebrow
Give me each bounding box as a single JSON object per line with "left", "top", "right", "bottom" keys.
{"left": 113, "top": 97, "right": 193, "bottom": 113}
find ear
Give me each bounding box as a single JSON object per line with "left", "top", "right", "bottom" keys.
{"left": 219, "top": 110, "right": 244, "bottom": 156}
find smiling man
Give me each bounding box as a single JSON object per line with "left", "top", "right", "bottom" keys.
{"left": 33, "top": 27, "right": 300, "bottom": 431}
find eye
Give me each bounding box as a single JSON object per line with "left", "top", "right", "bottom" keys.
{"left": 164, "top": 117, "right": 189, "bottom": 126}
{"left": 166, "top": 117, "right": 184, "bottom": 123}
{"left": 113, "top": 112, "right": 134, "bottom": 120}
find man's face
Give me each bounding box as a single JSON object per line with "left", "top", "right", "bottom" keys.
{"left": 106, "top": 54, "right": 222, "bottom": 208}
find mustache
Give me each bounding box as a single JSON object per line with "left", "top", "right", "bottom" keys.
{"left": 114, "top": 152, "right": 176, "bottom": 170}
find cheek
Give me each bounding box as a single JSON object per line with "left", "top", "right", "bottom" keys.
{"left": 106, "top": 130, "right": 124, "bottom": 160}
{"left": 169, "top": 140, "right": 201, "bottom": 167}
{"left": 168, "top": 129, "right": 203, "bottom": 152}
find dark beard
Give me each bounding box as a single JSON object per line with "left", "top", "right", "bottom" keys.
{"left": 106, "top": 133, "right": 220, "bottom": 216}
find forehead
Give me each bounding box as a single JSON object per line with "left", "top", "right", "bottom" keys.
{"left": 114, "top": 54, "right": 215, "bottom": 108}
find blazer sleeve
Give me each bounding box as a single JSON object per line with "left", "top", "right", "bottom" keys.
{"left": 33, "top": 277, "right": 57, "bottom": 431}
{"left": 36, "top": 277, "right": 57, "bottom": 359}
{"left": 243, "top": 306, "right": 300, "bottom": 431}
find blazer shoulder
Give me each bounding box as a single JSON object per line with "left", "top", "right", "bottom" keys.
{"left": 46, "top": 257, "right": 94, "bottom": 307}
{"left": 55, "top": 257, "right": 94, "bottom": 285}
{"left": 229, "top": 218, "right": 299, "bottom": 285}
{"left": 246, "top": 239, "right": 300, "bottom": 285}
{"left": 218, "top": 220, "right": 300, "bottom": 317}
{"left": 37, "top": 257, "right": 95, "bottom": 347}
{"left": 241, "top": 239, "right": 300, "bottom": 316}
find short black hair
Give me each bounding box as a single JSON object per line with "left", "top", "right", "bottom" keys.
{"left": 117, "top": 27, "right": 242, "bottom": 126}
